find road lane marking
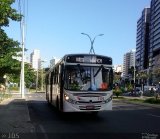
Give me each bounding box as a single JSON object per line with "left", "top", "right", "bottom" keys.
{"left": 39, "top": 124, "right": 49, "bottom": 139}
{"left": 148, "top": 114, "right": 160, "bottom": 118}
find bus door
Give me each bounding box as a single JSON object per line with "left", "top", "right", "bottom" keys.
{"left": 59, "top": 64, "right": 64, "bottom": 111}
{"left": 49, "top": 71, "right": 54, "bottom": 104}
{"left": 45, "top": 74, "right": 49, "bottom": 101}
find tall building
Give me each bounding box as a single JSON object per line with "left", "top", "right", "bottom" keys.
{"left": 123, "top": 49, "right": 136, "bottom": 78}
{"left": 136, "top": 8, "right": 150, "bottom": 71}
{"left": 50, "top": 57, "right": 61, "bottom": 68}
{"left": 50, "top": 58, "right": 55, "bottom": 68}
{"left": 30, "top": 49, "right": 40, "bottom": 70}
{"left": 114, "top": 65, "right": 123, "bottom": 73}
{"left": 135, "top": 0, "right": 160, "bottom": 84}
{"left": 149, "top": 0, "right": 160, "bottom": 69}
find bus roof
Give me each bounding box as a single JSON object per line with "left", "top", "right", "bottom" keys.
{"left": 64, "top": 53, "right": 112, "bottom": 59}
{"left": 64, "top": 53, "right": 112, "bottom": 65}
{"left": 47, "top": 53, "right": 112, "bottom": 74}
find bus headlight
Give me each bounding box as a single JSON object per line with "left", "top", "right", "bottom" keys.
{"left": 64, "top": 94, "right": 69, "bottom": 101}
{"left": 64, "top": 94, "right": 76, "bottom": 104}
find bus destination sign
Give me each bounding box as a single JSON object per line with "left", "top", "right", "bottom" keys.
{"left": 66, "top": 55, "right": 112, "bottom": 65}
{"left": 76, "top": 56, "right": 102, "bottom": 63}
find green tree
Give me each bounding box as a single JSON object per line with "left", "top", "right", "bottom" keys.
{"left": 113, "top": 72, "right": 121, "bottom": 83}
{"left": 0, "top": 0, "right": 22, "bottom": 80}
{"left": 0, "top": 0, "right": 21, "bottom": 26}
{"left": 128, "top": 66, "right": 134, "bottom": 79}
{"left": 113, "top": 86, "right": 122, "bottom": 98}
{"left": 8, "top": 63, "right": 37, "bottom": 89}
{"left": 24, "top": 63, "right": 36, "bottom": 88}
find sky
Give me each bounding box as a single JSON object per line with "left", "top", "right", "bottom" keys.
{"left": 4, "top": 0, "right": 151, "bottom": 67}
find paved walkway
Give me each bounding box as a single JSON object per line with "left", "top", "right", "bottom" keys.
{"left": 0, "top": 97, "right": 36, "bottom": 139}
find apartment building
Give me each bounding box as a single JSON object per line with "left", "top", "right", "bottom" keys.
{"left": 149, "top": 0, "right": 160, "bottom": 69}
{"left": 30, "top": 49, "right": 41, "bottom": 71}
{"left": 136, "top": 8, "right": 150, "bottom": 71}
{"left": 123, "top": 49, "right": 135, "bottom": 78}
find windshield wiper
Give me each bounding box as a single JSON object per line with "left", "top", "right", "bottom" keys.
{"left": 94, "top": 65, "right": 103, "bottom": 77}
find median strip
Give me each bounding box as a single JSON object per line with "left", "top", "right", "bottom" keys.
{"left": 113, "top": 96, "right": 160, "bottom": 109}
{"left": 148, "top": 114, "right": 160, "bottom": 118}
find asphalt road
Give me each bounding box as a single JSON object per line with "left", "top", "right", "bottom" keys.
{"left": 26, "top": 93, "right": 160, "bottom": 139}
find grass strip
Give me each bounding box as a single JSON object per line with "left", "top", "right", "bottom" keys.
{"left": 113, "top": 96, "right": 160, "bottom": 104}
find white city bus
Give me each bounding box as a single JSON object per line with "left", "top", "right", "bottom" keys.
{"left": 45, "top": 54, "right": 113, "bottom": 113}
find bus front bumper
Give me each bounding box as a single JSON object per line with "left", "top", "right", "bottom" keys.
{"left": 63, "top": 100, "right": 112, "bottom": 112}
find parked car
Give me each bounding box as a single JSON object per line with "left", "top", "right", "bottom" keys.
{"left": 144, "top": 85, "right": 156, "bottom": 92}
{"left": 122, "top": 87, "right": 143, "bottom": 97}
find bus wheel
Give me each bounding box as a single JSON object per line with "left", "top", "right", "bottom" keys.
{"left": 56, "top": 98, "right": 59, "bottom": 110}
{"left": 46, "top": 94, "right": 50, "bottom": 104}
{"left": 47, "top": 98, "right": 52, "bottom": 107}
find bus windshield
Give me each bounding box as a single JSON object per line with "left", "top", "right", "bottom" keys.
{"left": 64, "top": 65, "right": 113, "bottom": 91}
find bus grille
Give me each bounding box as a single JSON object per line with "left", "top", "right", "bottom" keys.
{"left": 77, "top": 101, "right": 103, "bottom": 104}
{"left": 79, "top": 105, "right": 101, "bottom": 110}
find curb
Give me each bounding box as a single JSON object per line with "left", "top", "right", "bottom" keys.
{"left": 0, "top": 97, "right": 13, "bottom": 105}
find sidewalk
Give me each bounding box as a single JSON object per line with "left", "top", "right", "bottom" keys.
{"left": 0, "top": 97, "right": 36, "bottom": 139}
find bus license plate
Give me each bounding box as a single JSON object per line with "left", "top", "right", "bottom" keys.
{"left": 86, "top": 105, "right": 95, "bottom": 109}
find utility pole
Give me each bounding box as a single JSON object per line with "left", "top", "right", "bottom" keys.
{"left": 21, "top": 23, "right": 25, "bottom": 98}
{"left": 19, "top": 0, "right": 26, "bottom": 98}
{"left": 40, "top": 60, "right": 46, "bottom": 92}
{"left": 41, "top": 68, "right": 43, "bottom": 91}
{"left": 134, "top": 63, "right": 136, "bottom": 89}
{"left": 36, "top": 68, "right": 39, "bottom": 92}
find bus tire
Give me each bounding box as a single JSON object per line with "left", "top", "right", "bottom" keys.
{"left": 56, "top": 97, "right": 60, "bottom": 111}
{"left": 46, "top": 94, "right": 49, "bottom": 104}
{"left": 46, "top": 90, "right": 48, "bottom": 100}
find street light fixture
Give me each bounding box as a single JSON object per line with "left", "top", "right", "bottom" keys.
{"left": 81, "top": 33, "right": 104, "bottom": 54}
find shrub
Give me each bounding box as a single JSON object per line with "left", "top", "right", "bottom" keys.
{"left": 144, "top": 98, "right": 160, "bottom": 104}
{"left": 143, "top": 90, "right": 154, "bottom": 97}
{"left": 113, "top": 88, "right": 122, "bottom": 98}
{"left": 120, "top": 87, "right": 125, "bottom": 93}
{"left": 9, "top": 86, "right": 19, "bottom": 91}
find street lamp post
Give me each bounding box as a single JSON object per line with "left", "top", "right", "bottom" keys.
{"left": 36, "top": 67, "right": 39, "bottom": 93}
{"left": 20, "top": 12, "right": 25, "bottom": 98}
{"left": 134, "top": 61, "right": 136, "bottom": 90}
{"left": 36, "top": 60, "right": 46, "bottom": 92}
{"left": 40, "top": 60, "right": 46, "bottom": 92}
{"left": 81, "top": 33, "right": 104, "bottom": 54}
